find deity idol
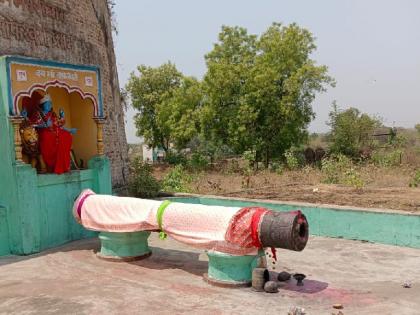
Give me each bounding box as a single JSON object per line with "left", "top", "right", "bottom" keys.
{"left": 23, "top": 94, "right": 76, "bottom": 174}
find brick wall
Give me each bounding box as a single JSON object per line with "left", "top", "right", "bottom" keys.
{"left": 0, "top": 0, "right": 129, "bottom": 188}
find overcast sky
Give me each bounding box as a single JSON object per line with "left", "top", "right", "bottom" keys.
{"left": 113, "top": 0, "right": 420, "bottom": 144}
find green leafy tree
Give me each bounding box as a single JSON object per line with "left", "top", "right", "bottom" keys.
{"left": 126, "top": 63, "right": 203, "bottom": 152}
{"left": 202, "top": 23, "right": 333, "bottom": 167}
{"left": 245, "top": 23, "right": 334, "bottom": 166}
{"left": 164, "top": 77, "right": 204, "bottom": 149}
{"left": 126, "top": 63, "right": 182, "bottom": 152}
{"left": 415, "top": 124, "right": 420, "bottom": 135}
{"left": 202, "top": 26, "right": 257, "bottom": 153}
{"left": 327, "top": 102, "right": 382, "bottom": 156}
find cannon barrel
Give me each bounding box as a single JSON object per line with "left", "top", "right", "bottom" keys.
{"left": 259, "top": 211, "right": 309, "bottom": 251}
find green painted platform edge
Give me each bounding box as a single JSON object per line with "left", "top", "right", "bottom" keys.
{"left": 169, "top": 194, "right": 420, "bottom": 250}
{"left": 37, "top": 170, "right": 95, "bottom": 187}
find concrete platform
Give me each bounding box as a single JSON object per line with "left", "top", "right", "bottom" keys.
{"left": 0, "top": 235, "right": 419, "bottom": 315}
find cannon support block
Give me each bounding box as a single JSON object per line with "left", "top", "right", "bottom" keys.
{"left": 97, "top": 231, "right": 152, "bottom": 261}
{"left": 204, "top": 250, "right": 263, "bottom": 288}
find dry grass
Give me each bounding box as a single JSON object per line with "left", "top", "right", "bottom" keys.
{"left": 153, "top": 164, "right": 420, "bottom": 212}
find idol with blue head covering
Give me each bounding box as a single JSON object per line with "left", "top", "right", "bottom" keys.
{"left": 26, "top": 94, "right": 76, "bottom": 174}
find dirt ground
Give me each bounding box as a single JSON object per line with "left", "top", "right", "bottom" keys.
{"left": 154, "top": 165, "right": 420, "bottom": 212}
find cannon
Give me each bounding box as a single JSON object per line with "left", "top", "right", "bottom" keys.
{"left": 73, "top": 189, "right": 309, "bottom": 287}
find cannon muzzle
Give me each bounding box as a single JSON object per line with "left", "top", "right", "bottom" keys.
{"left": 259, "top": 211, "right": 309, "bottom": 251}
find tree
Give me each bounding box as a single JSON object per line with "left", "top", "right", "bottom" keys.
{"left": 245, "top": 23, "right": 334, "bottom": 166}
{"left": 203, "top": 23, "right": 334, "bottom": 166}
{"left": 327, "top": 102, "right": 382, "bottom": 156}
{"left": 126, "top": 63, "right": 203, "bottom": 152}
{"left": 202, "top": 26, "right": 257, "bottom": 153}
{"left": 164, "top": 77, "right": 204, "bottom": 149}
{"left": 126, "top": 63, "right": 182, "bottom": 152}
{"left": 415, "top": 124, "right": 420, "bottom": 135}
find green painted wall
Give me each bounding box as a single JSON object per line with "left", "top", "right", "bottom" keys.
{"left": 36, "top": 170, "right": 99, "bottom": 250}
{"left": 0, "top": 157, "right": 111, "bottom": 256}
{"left": 0, "top": 56, "right": 112, "bottom": 257}
{"left": 171, "top": 196, "right": 420, "bottom": 249}
{"left": 0, "top": 205, "right": 9, "bottom": 256}
{"left": 0, "top": 56, "right": 18, "bottom": 256}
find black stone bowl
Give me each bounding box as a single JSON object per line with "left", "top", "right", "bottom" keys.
{"left": 293, "top": 273, "right": 306, "bottom": 286}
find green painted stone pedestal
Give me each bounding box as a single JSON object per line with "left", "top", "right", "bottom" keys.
{"left": 204, "top": 250, "right": 262, "bottom": 288}
{"left": 97, "top": 231, "right": 152, "bottom": 262}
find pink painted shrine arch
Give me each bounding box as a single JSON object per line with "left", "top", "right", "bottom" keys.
{"left": 14, "top": 80, "right": 100, "bottom": 117}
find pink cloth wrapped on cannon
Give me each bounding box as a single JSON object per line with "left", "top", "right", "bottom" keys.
{"left": 73, "top": 189, "right": 262, "bottom": 255}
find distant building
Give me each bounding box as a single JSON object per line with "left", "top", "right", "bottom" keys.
{"left": 142, "top": 145, "right": 166, "bottom": 163}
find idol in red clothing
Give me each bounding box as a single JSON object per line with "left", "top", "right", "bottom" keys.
{"left": 26, "top": 94, "right": 77, "bottom": 174}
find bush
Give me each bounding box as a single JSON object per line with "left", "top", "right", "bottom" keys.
{"left": 242, "top": 150, "right": 256, "bottom": 168}
{"left": 389, "top": 134, "right": 408, "bottom": 148}
{"left": 188, "top": 152, "right": 209, "bottom": 171}
{"left": 269, "top": 161, "right": 283, "bottom": 175}
{"left": 284, "top": 147, "right": 303, "bottom": 170}
{"left": 161, "top": 165, "right": 192, "bottom": 192}
{"left": 409, "top": 170, "right": 420, "bottom": 188}
{"left": 321, "top": 154, "right": 364, "bottom": 189}
{"left": 342, "top": 168, "right": 365, "bottom": 189}
{"left": 165, "top": 151, "right": 187, "bottom": 165}
{"left": 372, "top": 149, "right": 402, "bottom": 167}
{"left": 327, "top": 103, "right": 381, "bottom": 157}
{"left": 213, "top": 144, "right": 235, "bottom": 161}
{"left": 321, "top": 154, "right": 349, "bottom": 184}
{"left": 128, "top": 158, "right": 161, "bottom": 198}
{"left": 221, "top": 158, "right": 241, "bottom": 175}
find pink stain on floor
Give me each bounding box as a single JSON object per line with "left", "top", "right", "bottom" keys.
{"left": 313, "top": 287, "right": 378, "bottom": 306}
{"left": 169, "top": 283, "right": 220, "bottom": 296}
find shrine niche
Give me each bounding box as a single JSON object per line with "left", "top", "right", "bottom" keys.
{"left": 8, "top": 57, "right": 105, "bottom": 174}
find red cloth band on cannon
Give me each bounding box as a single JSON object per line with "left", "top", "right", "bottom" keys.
{"left": 76, "top": 192, "right": 94, "bottom": 219}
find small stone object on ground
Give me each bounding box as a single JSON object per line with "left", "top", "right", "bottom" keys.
{"left": 333, "top": 304, "right": 344, "bottom": 309}
{"left": 263, "top": 269, "right": 270, "bottom": 282}
{"left": 264, "top": 281, "right": 278, "bottom": 293}
{"left": 251, "top": 268, "right": 267, "bottom": 292}
{"left": 278, "top": 271, "right": 291, "bottom": 282}
{"left": 402, "top": 281, "right": 412, "bottom": 288}
{"left": 288, "top": 306, "right": 306, "bottom": 315}
{"left": 256, "top": 255, "right": 267, "bottom": 268}
{"left": 293, "top": 273, "right": 306, "bottom": 286}
{"left": 313, "top": 187, "right": 319, "bottom": 193}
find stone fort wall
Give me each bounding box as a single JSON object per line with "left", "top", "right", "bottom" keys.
{"left": 0, "top": 0, "right": 129, "bottom": 189}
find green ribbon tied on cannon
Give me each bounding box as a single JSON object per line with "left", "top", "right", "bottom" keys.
{"left": 157, "top": 200, "right": 171, "bottom": 240}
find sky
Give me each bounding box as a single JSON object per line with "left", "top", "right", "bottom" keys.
{"left": 113, "top": 0, "right": 420, "bottom": 144}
